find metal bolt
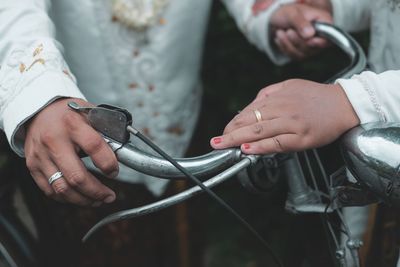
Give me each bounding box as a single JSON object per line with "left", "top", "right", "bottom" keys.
{"left": 346, "top": 239, "right": 364, "bottom": 249}
{"left": 335, "top": 249, "right": 345, "bottom": 259}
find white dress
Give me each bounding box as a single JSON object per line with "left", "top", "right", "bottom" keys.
{"left": 0, "top": 0, "right": 279, "bottom": 195}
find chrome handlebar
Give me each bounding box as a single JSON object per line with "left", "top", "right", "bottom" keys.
{"left": 110, "top": 142, "right": 241, "bottom": 179}
{"left": 111, "top": 22, "right": 366, "bottom": 180}
{"left": 83, "top": 22, "right": 367, "bottom": 242}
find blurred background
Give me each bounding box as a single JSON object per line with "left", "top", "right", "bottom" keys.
{"left": 0, "top": 1, "right": 370, "bottom": 267}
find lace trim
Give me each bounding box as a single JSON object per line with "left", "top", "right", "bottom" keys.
{"left": 354, "top": 76, "right": 387, "bottom": 122}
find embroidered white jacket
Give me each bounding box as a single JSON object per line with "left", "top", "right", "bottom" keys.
{"left": 0, "top": 0, "right": 286, "bottom": 195}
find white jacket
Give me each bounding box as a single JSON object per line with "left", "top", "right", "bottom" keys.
{"left": 0, "top": 0, "right": 286, "bottom": 194}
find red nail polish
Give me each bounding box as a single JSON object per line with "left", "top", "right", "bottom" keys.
{"left": 213, "top": 137, "right": 222, "bottom": 144}
{"left": 243, "top": 144, "right": 250, "bottom": 149}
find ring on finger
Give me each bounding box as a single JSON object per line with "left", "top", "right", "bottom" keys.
{"left": 253, "top": 109, "right": 263, "bottom": 123}
{"left": 48, "top": 171, "right": 64, "bottom": 185}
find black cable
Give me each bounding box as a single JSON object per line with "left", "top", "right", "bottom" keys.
{"left": 128, "top": 126, "right": 284, "bottom": 267}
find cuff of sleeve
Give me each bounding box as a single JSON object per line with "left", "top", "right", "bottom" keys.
{"left": 3, "top": 71, "right": 86, "bottom": 157}
{"left": 247, "top": 0, "right": 294, "bottom": 65}
{"left": 336, "top": 77, "right": 381, "bottom": 124}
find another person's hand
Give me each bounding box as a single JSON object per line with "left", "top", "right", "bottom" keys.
{"left": 210, "top": 79, "right": 360, "bottom": 154}
{"left": 270, "top": 3, "right": 333, "bottom": 60}
{"left": 25, "top": 98, "right": 119, "bottom": 206}
{"left": 301, "top": 0, "right": 332, "bottom": 14}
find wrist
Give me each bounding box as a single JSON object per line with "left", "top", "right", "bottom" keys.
{"left": 332, "top": 83, "right": 360, "bottom": 131}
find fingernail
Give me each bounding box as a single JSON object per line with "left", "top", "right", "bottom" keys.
{"left": 104, "top": 195, "right": 115, "bottom": 203}
{"left": 109, "top": 170, "right": 119, "bottom": 178}
{"left": 243, "top": 144, "right": 251, "bottom": 150}
{"left": 302, "top": 27, "right": 314, "bottom": 37}
{"left": 92, "top": 201, "right": 102, "bottom": 207}
{"left": 213, "top": 137, "right": 222, "bottom": 144}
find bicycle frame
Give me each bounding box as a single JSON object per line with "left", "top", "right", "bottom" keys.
{"left": 83, "top": 22, "right": 369, "bottom": 266}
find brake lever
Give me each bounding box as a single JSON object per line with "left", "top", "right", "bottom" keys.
{"left": 68, "top": 102, "right": 132, "bottom": 144}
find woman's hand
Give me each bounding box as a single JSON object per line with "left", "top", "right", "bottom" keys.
{"left": 210, "top": 79, "right": 360, "bottom": 154}
{"left": 25, "top": 98, "right": 119, "bottom": 206}
{"left": 270, "top": 3, "right": 333, "bottom": 60}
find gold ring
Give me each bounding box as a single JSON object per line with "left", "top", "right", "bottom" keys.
{"left": 254, "top": 109, "right": 262, "bottom": 122}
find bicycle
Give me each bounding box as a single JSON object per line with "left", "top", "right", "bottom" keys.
{"left": 71, "top": 22, "right": 375, "bottom": 267}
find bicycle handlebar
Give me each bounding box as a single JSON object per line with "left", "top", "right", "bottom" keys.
{"left": 83, "top": 22, "right": 367, "bottom": 242}
{"left": 111, "top": 22, "right": 367, "bottom": 181}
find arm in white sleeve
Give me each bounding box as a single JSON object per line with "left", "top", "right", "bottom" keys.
{"left": 221, "top": 0, "right": 294, "bottom": 65}
{"left": 337, "top": 70, "right": 400, "bottom": 124}
{"left": 0, "top": 0, "right": 86, "bottom": 157}
{"left": 330, "top": 0, "right": 371, "bottom": 32}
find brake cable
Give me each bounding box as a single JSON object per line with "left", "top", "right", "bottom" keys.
{"left": 69, "top": 102, "right": 284, "bottom": 266}
{"left": 126, "top": 125, "right": 285, "bottom": 267}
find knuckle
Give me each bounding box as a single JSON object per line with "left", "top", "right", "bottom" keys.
{"left": 232, "top": 116, "right": 245, "bottom": 128}
{"left": 53, "top": 181, "right": 69, "bottom": 195}
{"left": 98, "top": 159, "right": 118, "bottom": 175}
{"left": 92, "top": 190, "right": 107, "bottom": 201}
{"left": 62, "top": 111, "right": 79, "bottom": 127}
{"left": 252, "top": 124, "right": 263, "bottom": 135}
{"left": 67, "top": 171, "right": 86, "bottom": 188}
{"left": 84, "top": 136, "right": 104, "bottom": 155}
{"left": 40, "top": 132, "right": 56, "bottom": 147}
{"left": 25, "top": 157, "right": 37, "bottom": 171}
{"left": 257, "top": 88, "right": 268, "bottom": 98}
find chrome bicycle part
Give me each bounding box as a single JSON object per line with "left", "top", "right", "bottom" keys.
{"left": 83, "top": 156, "right": 256, "bottom": 241}
{"left": 80, "top": 22, "right": 368, "bottom": 267}
{"left": 341, "top": 122, "right": 400, "bottom": 207}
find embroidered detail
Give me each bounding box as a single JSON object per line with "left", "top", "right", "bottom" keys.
{"left": 0, "top": 42, "right": 76, "bottom": 116}
{"left": 166, "top": 124, "right": 185, "bottom": 136}
{"left": 111, "top": 0, "right": 170, "bottom": 31}
{"left": 159, "top": 18, "right": 167, "bottom": 25}
{"left": 33, "top": 44, "right": 44, "bottom": 57}
{"left": 133, "top": 49, "right": 140, "bottom": 57}
{"left": 129, "top": 82, "right": 138, "bottom": 89}
{"left": 354, "top": 76, "right": 387, "bottom": 122}
{"left": 19, "top": 63, "right": 26, "bottom": 73}
{"left": 26, "top": 58, "right": 45, "bottom": 72}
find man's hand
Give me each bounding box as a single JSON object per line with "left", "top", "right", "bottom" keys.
{"left": 210, "top": 79, "right": 360, "bottom": 154}
{"left": 25, "top": 98, "right": 119, "bottom": 206}
{"left": 270, "top": 3, "right": 333, "bottom": 60}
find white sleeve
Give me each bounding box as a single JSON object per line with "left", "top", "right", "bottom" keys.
{"left": 331, "top": 0, "right": 371, "bottom": 32}
{"left": 0, "top": 0, "right": 86, "bottom": 157}
{"left": 221, "top": 0, "right": 294, "bottom": 65}
{"left": 336, "top": 70, "right": 400, "bottom": 124}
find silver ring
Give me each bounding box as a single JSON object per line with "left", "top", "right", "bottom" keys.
{"left": 253, "top": 109, "right": 262, "bottom": 122}
{"left": 48, "top": 171, "right": 63, "bottom": 185}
